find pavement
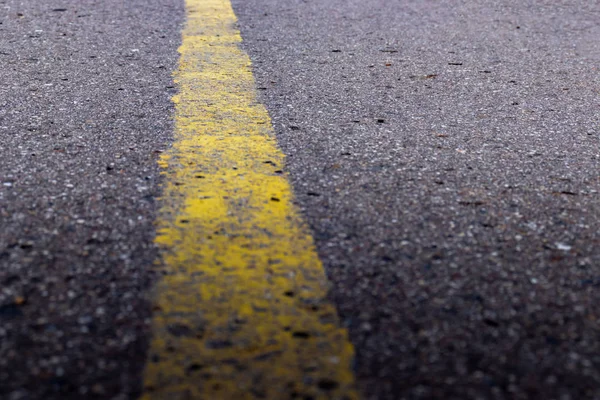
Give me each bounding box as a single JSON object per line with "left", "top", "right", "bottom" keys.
{"left": 1, "top": 0, "right": 600, "bottom": 399}
{"left": 0, "top": 1, "right": 182, "bottom": 398}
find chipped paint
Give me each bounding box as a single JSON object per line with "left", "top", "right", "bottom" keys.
{"left": 140, "top": 0, "right": 358, "bottom": 398}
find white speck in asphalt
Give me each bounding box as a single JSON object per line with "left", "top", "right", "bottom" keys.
{"left": 556, "top": 243, "right": 572, "bottom": 251}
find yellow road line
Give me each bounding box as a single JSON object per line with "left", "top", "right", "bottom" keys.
{"left": 141, "top": 0, "right": 358, "bottom": 398}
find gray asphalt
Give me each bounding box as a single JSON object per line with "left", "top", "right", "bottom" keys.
{"left": 0, "top": 1, "right": 182, "bottom": 398}
{"left": 231, "top": 0, "right": 600, "bottom": 399}
{"left": 1, "top": 0, "right": 600, "bottom": 399}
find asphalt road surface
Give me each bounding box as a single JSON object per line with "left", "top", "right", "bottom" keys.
{"left": 1, "top": 0, "right": 600, "bottom": 399}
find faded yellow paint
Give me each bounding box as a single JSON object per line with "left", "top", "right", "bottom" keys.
{"left": 140, "top": 0, "right": 358, "bottom": 399}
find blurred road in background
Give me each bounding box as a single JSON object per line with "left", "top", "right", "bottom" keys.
{"left": 1, "top": 0, "right": 599, "bottom": 399}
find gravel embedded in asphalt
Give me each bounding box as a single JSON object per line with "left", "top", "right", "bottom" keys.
{"left": 231, "top": 0, "right": 600, "bottom": 398}
{"left": 2, "top": 0, "right": 600, "bottom": 399}
{"left": 0, "top": 1, "right": 183, "bottom": 398}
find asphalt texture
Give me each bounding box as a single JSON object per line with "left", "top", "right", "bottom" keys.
{"left": 0, "top": 1, "right": 182, "bottom": 398}
{"left": 231, "top": 0, "right": 600, "bottom": 399}
{"left": 1, "top": 0, "right": 600, "bottom": 399}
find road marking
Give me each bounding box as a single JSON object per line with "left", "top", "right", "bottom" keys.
{"left": 141, "top": 0, "right": 358, "bottom": 398}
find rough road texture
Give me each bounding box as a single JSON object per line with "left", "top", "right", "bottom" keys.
{"left": 2, "top": 0, "right": 600, "bottom": 399}
{"left": 0, "top": 1, "right": 182, "bottom": 398}
{"left": 232, "top": 0, "right": 600, "bottom": 399}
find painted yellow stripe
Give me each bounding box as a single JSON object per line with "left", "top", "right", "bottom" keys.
{"left": 141, "top": 0, "right": 358, "bottom": 398}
